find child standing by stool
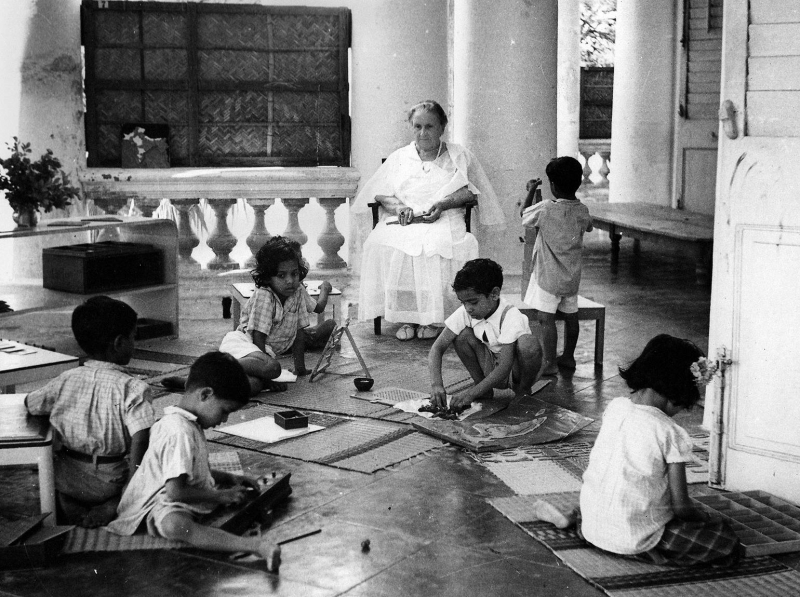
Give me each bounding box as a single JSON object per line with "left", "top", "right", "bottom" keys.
{"left": 25, "top": 296, "right": 155, "bottom": 527}
{"left": 108, "top": 352, "right": 281, "bottom": 572}
{"left": 521, "top": 156, "right": 593, "bottom": 376}
{"left": 428, "top": 259, "right": 539, "bottom": 409}
{"left": 220, "top": 236, "right": 335, "bottom": 394}
{"left": 536, "top": 334, "right": 741, "bottom": 567}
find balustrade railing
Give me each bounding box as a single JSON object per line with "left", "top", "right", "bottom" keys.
{"left": 578, "top": 139, "right": 611, "bottom": 196}
{"left": 80, "top": 168, "right": 360, "bottom": 270}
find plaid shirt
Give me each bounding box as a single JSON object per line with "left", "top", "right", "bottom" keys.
{"left": 25, "top": 360, "right": 156, "bottom": 456}
{"left": 236, "top": 285, "right": 316, "bottom": 355}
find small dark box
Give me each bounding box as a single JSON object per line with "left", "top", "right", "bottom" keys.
{"left": 274, "top": 410, "right": 308, "bottom": 430}
{"left": 42, "top": 241, "right": 163, "bottom": 294}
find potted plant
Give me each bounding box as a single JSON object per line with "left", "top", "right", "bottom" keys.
{"left": 0, "top": 137, "right": 80, "bottom": 227}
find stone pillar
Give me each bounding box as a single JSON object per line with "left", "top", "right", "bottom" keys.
{"left": 558, "top": 0, "right": 582, "bottom": 158}
{"left": 316, "top": 197, "right": 347, "bottom": 269}
{"left": 609, "top": 0, "right": 677, "bottom": 206}
{"left": 171, "top": 198, "right": 201, "bottom": 264}
{"left": 281, "top": 198, "right": 310, "bottom": 247}
{"left": 347, "top": 0, "right": 449, "bottom": 274}
{"left": 245, "top": 198, "right": 274, "bottom": 267}
{"left": 453, "top": 0, "right": 558, "bottom": 274}
{"left": 206, "top": 198, "right": 238, "bottom": 270}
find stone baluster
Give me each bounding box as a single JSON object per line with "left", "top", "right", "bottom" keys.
{"left": 244, "top": 198, "right": 275, "bottom": 267}
{"left": 281, "top": 198, "right": 309, "bottom": 247}
{"left": 171, "top": 198, "right": 201, "bottom": 264}
{"left": 206, "top": 198, "right": 238, "bottom": 270}
{"left": 135, "top": 197, "right": 161, "bottom": 218}
{"left": 580, "top": 151, "right": 593, "bottom": 186}
{"left": 597, "top": 151, "right": 611, "bottom": 187}
{"left": 93, "top": 195, "right": 129, "bottom": 216}
{"left": 316, "top": 197, "right": 347, "bottom": 269}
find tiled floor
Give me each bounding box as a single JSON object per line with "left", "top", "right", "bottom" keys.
{"left": 4, "top": 231, "right": 786, "bottom": 597}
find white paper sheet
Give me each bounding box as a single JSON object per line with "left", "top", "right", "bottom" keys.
{"left": 274, "top": 369, "right": 298, "bottom": 383}
{"left": 218, "top": 416, "right": 323, "bottom": 444}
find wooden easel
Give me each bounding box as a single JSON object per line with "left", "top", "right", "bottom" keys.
{"left": 309, "top": 318, "right": 371, "bottom": 382}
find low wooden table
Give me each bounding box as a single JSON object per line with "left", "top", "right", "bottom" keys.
{"left": 0, "top": 340, "right": 79, "bottom": 393}
{"left": 0, "top": 394, "right": 56, "bottom": 526}
{"left": 230, "top": 281, "right": 344, "bottom": 330}
{"left": 587, "top": 202, "right": 714, "bottom": 285}
{"left": 502, "top": 294, "right": 606, "bottom": 368}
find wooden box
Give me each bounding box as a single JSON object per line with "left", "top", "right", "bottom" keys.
{"left": 274, "top": 410, "right": 308, "bottom": 429}
{"left": 42, "top": 241, "right": 163, "bottom": 294}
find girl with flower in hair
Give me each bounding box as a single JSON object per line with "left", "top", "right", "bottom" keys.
{"left": 534, "top": 334, "right": 741, "bottom": 567}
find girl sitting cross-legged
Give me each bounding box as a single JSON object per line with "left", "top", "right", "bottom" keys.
{"left": 535, "top": 334, "right": 742, "bottom": 567}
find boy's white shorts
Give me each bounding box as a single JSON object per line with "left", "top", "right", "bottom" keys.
{"left": 524, "top": 282, "right": 579, "bottom": 315}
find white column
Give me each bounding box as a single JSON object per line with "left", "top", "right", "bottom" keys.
{"left": 453, "top": 0, "right": 558, "bottom": 275}
{"left": 348, "top": 0, "right": 449, "bottom": 273}
{"left": 609, "top": 0, "right": 677, "bottom": 205}
{"left": 558, "top": 0, "right": 582, "bottom": 158}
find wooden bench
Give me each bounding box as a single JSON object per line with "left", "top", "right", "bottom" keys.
{"left": 502, "top": 294, "right": 605, "bottom": 368}
{"left": 587, "top": 202, "right": 714, "bottom": 285}
{"left": 229, "top": 281, "right": 343, "bottom": 330}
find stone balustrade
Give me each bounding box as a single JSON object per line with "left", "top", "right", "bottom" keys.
{"left": 578, "top": 139, "right": 612, "bottom": 188}
{"left": 79, "top": 167, "right": 360, "bottom": 270}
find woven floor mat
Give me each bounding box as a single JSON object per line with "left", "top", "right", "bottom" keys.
{"left": 473, "top": 433, "right": 709, "bottom": 486}
{"left": 61, "top": 452, "right": 242, "bottom": 554}
{"left": 489, "top": 492, "right": 800, "bottom": 597}
{"left": 210, "top": 415, "right": 444, "bottom": 473}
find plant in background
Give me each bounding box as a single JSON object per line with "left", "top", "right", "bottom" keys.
{"left": 0, "top": 137, "right": 80, "bottom": 221}
{"left": 581, "top": 0, "right": 616, "bottom": 67}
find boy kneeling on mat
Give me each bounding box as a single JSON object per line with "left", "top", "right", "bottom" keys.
{"left": 107, "top": 351, "right": 281, "bottom": 572}
{"left": 428, "top": 258, "right": 540, "bottom": 409}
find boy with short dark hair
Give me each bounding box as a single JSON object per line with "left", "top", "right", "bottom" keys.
{"left": 107, "top": 352, "right": 281, "bottom": 572}
{"left": 26, "top": 296, "right": 155, "bottom": 527}
{"left": 428, "top": 258, "right": 539, "bottom": 409}
{"left": 522, "top": 156, "right": 593, "bottom": 375}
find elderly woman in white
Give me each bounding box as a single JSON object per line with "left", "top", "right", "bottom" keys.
{"left": 353, "top": 100, "right": 506, "bottom": 340}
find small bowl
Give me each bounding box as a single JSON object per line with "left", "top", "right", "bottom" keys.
{"left": 353, "top": 377, "right": 375, "bottom": 391}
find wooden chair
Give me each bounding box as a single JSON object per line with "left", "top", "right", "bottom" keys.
{"left": 367, "top": 199, "right": 476, "bottom": 335}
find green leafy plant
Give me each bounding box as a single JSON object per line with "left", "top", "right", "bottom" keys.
{"left": 0, "top": 137, "right": 80, "bottom": 214}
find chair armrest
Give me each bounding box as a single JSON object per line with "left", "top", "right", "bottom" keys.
{"left": 367, "top": 202, "right": 380, "bottom": 229}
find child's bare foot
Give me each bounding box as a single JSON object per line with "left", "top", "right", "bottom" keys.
{"left": 533, "top": 500, "right": 575, "bottom": 529}
{"left": 293, "top": 367, "right": 312, "bottom": 377}
{"left": 265, "top": 381, "right": 287, "bottom": 392}
{"left": 557, "top": 355, "right": 577, "bottom": 370}
{"left": 258, "top": 542, "right": 281, "bottom": 573}
{"left": 540, "top": 363, "right": 559, "bottom": 377}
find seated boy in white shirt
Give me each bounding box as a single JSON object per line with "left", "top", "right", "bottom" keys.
{"left": 428, "top": 258, "right": 540, "bottom": 409}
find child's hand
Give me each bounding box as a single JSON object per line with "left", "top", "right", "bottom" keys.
{"left": 449, "top": 391, "right": 472, "bottom": 410}
{"left": 235, "top": 475, "right": 261, "bottom": 493}
{"left": 430, "top": 384, "right": 447, "bottom": 408}
{"left": 319, "top": 281, "right": 332, "bottom": 295}
{"left": 215, "top": 487, "right": 249, "bottom": 506}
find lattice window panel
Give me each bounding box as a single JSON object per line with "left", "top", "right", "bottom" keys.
{"left": 82, "top": 1, "right": 351, "bottom": 167}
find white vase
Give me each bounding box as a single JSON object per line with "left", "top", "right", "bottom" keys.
{"left": 12, "top": 207, "right": 40, "bottom": 228}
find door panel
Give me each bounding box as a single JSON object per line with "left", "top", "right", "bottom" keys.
{"left": 709, "top": 0, "right": 800, "bottom": 502}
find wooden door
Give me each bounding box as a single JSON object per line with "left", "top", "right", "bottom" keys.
{"left": 672, "top": 0, "right": 723, "bottom": 215}
{"left": 708, "top": 0, "right": 800, "bottom": 502}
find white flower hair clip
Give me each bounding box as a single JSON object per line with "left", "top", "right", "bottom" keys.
{"left": 690, "top": 356, "right": 718, "bottom": 388}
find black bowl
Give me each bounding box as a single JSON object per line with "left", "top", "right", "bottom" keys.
{"left": 353, "top": 377, "right": 374, "bottom": 391}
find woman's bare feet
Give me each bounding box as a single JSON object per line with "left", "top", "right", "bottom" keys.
{"left": 265, "top": 380, "right": 287, "bottom": 392}
{"left": 557, "top": 355, "right": 577, "bottom": 370}
{"left": 533, "top": 500, "right": 576, "bottom": 529}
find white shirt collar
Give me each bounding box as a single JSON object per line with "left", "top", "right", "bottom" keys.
{"left": 163, "top": 405, "right": 199, "bottom": 422}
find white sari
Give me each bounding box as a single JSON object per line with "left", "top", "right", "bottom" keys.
{"left": 352, "top": 142, "right": 505, "bottom": 325}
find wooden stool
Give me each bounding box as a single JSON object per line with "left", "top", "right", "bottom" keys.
{"left": 501, "top": 294, "right": 606, "bottom": 368}
{"left": 229, "top": 281, "right": 343, "bottom": 330}
{"left": 0, "top": 394, "right": 56, "bottom": 526}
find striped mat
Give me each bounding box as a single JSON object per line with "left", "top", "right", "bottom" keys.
{"left": 61, "top": 452, "right": 243, "bottom": 554}
{"left": 473, "top": 433, "right": 709, "bottom": 487}
{"left": 209, "top": 404, "right": 444, "bottom": 474}
{"left": 490, "top": 492, "right": 800, "bottom": 597}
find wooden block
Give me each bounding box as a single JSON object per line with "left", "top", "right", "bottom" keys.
{"left": 204, "top": 472, "right": 292, "bottom": 535}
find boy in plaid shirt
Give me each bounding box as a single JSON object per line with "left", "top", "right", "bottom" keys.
{"left": 26, "top": 296, "right": 155, "bottom": 527}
